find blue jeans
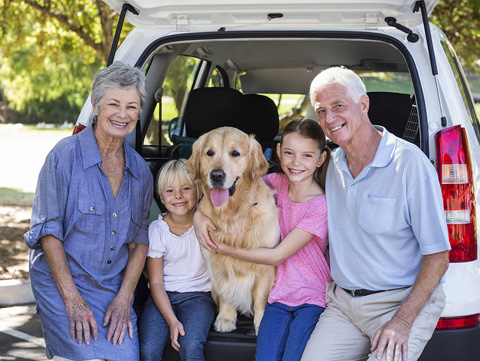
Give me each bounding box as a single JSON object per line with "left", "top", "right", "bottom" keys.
{"left": 255, "top": 302, "right": 325, "bottom": 361}
{"left": 139, "top": 291, "right": 215, "bottom": 361}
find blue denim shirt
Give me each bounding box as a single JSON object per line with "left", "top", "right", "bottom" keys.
{"left": 25, "top": 125, "right": 153, "bottom": 360}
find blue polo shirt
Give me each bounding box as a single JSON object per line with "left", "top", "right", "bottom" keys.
{"left": 326, "top": 126, "right": 450, "bottom": 291}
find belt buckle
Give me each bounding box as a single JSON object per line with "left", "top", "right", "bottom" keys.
{"left": 351, "top": 289, "right": 358, "bottom": 297}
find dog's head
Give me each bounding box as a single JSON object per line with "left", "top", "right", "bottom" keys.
{"left": 185, "top": 127, "right": 269, "bottom": 207}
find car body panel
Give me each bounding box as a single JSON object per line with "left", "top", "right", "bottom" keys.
{"left": 103, "top": 0, "right": 438, "bottom": 30}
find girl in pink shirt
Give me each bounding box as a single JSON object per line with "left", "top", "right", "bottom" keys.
{"left": 195, "top": 118, "right": 331, "bottom": 361}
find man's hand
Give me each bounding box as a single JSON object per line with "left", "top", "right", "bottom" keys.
{"left": 370, "top": 316, "right": 411, "bottom": 361}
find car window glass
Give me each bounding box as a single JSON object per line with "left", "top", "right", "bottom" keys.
{"left": 441, "top": 40, "right": 480, "bottom": 143}
{"left": 143, "top": 55, "right": 201, "bottom": 151}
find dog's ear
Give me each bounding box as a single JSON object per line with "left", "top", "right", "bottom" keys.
{"left": 185, "top": 134, "right": 206, "bottom": 181}
{"left": 249, "top": 135, "right": 269, "bottom": 179}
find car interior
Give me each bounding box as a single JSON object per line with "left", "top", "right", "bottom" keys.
{"left": 132, "top": 34, "right": 419, "bottom": 360}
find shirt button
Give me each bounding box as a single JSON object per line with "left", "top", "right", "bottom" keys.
{"left": 110, "top": 246, "right": 115, "bottom": 251}
{"left": 90, "top": 206, "right": 95, "bottom": 212}
{"left": 112, "top": 231, "right": 116, "bottom": 236}
{"left": 112, "top": 213, "right": 117, "bottom": 218}
{"left": 107, "top": 260, "right": 112, "bottom": 264}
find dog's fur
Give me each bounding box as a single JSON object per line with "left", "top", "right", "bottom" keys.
{"left": 185, "top": 127, "right": 280, "bottom": 333}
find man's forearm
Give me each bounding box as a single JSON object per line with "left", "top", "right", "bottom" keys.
{"left": 393, "top": 250, "right": 449, "bottom": 327}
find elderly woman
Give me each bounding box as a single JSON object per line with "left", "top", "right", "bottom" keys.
{"left": 24, "top": 62, "right": 153, "bottom": 361}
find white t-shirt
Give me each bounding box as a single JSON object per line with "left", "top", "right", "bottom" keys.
{"left": 147, "top": 214, "right": 211, "bottom": 292}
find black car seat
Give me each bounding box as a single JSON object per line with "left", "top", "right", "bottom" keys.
{"left": 367, "top": 92, "right": 418, "bottom": 143}
{"left": 168, "top": 87, "right": 249, "bottom": 160}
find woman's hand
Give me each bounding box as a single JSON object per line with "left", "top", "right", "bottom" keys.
{"left": 169, "top": 320, "right": 186, "bottom": 351}
{"left": 193, "top": 210, "right": 218, "bottom": 252}
{"left": 40, "top": 235, "right": 99, "bottom": 345}
{"left": 102, "top": 243, "right": 146, "bottom": 345}
{"left": 103, "top": 293, "right": 134, "bottom": 345}
{"left": 64, "top": 294, "right": 98, "bottom": 345}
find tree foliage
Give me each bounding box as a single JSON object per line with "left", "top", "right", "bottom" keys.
{"left": 0, "top": 0, "right": 479, "bottom": 123}
{"left": 431, "top": 0, "right": 480, "bottom": 73}
{"left": 0, "top": 0, "right": 132, "bottom": 122}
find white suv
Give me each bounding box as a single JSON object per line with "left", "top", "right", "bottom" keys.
{"left": 75, "top": 1, "right": 480, "bottom": 360}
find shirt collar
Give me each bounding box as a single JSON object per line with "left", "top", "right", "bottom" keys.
{"left": 78, "top": 125, "right": 141, "bottom": 180}
{"left": 370, "top": 125, "right": 396, "bottom": 168}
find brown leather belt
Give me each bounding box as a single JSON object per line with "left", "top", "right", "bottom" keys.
{"left": 341, "top": 288, "right": 391, "bottom": 297}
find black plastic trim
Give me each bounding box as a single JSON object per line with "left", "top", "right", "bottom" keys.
{"left": 419, "top": 324, "right": 480, "bottom": 361}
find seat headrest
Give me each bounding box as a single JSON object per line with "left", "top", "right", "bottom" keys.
{"left": 184, "top": 88, "right": 248, "bottom": 138}
{"left": 244, "top": 94, "right": 279, "bottom": 141}
{"left": 367, "top": 92, "right": 416, "bottom": 138}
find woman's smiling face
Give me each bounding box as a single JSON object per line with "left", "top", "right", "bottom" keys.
{"left": 93, "top": 87, "right": 141, "bottom": 140}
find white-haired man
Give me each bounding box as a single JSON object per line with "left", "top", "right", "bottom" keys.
{"left": 301, "top": 67, "right": 450, "bottom": 361}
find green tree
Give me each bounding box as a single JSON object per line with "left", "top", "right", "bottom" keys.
{"left": 1, "top": 0, "right": 480, "bottom": 123}
{"left": 0, "top": 0, "right": 130, "bottom": 123}
{"left": 431, "top": 0, "right": 480, "bottom": 73}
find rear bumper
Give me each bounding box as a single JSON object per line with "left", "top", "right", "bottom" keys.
{"left": 162, "top": 315, "right": 480, "bottom": 361}
{"left": 419, "top": 324, "right": 480, "bottom": 361}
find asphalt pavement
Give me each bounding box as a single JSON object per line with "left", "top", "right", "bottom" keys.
{"left": 0, "top": 304, "right": 48, "bottom": 361}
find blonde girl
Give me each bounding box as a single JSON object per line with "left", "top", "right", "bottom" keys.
{"left": 139, "top": 160, "right": 215, "bottom": 361}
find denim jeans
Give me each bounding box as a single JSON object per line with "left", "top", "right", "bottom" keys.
{"left": 255, "top": 302, "right": 325, "bottom": 361}
{"left": 139, "top": 291, "right": 215, "bottom": 361}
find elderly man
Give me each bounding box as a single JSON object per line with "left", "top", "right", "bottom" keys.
{"left": 301, "top": 67, "right": 450, "bottom": 361}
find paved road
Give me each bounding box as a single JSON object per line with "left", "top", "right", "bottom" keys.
{"left": 0, "top": 125, "right": 68, "bottom": 360}
{"left": 0, "top": 124, "right": 70, "bottom": 193}
{"left": 0, "top": 304, "right": 48, "bottom": 361}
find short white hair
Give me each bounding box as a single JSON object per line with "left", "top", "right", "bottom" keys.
{"left": 91, "top": 61, "right": 147, "bottom": 115}
{"left": 309, "top": 67, "right": 366, "bottom": 105}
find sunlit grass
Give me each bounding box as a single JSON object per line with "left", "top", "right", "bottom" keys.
{"left": 0, "top": 188, "right": 35, "bottom": 207}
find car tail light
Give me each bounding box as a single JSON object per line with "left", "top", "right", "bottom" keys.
{"left": 436, "top": 314, "right": 480, "bottom": 330}
{"left": 72, "top": 123, "right": 86, "bottom": 135}
{"left": 435, "top": 125, "right": 477, "bottom": 262}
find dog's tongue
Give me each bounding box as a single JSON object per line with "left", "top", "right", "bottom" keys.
{"left": 210, "top": 187, "right": 229, "bottom": 207}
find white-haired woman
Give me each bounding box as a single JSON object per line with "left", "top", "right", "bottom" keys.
{"left": 25, "top": 62, "right": 153, "bottom": 361}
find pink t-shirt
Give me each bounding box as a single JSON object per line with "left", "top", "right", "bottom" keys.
{"left": 264, "top": 173, "right": 331, "bottom": 308}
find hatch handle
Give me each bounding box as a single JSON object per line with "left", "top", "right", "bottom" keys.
{"left": 385, "top": 17, "right": 419, "bottom": 43}
{"left": 107, "top": 3, "right": 139, "bottom": 66}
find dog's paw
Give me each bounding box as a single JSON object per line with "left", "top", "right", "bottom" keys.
{"left": 214, "top": 317, "right": 237, "bottom": 332}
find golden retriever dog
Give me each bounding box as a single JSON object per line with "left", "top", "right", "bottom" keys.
{"left": 185, "top": 126, "right": 280, "bottom": 334}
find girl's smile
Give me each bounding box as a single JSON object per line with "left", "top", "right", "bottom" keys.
{"left": 277, "top": 132, "right": 323, "bottom": 185}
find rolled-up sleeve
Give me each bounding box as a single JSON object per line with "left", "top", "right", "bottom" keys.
{"left": 24, "top": 150, "right": 67, "bottom": 248}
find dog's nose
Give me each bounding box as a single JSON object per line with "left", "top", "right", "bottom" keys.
{"left": 210, "top": 169, "right": 226, "bottom": 186}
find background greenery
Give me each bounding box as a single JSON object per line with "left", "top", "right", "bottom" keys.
{"left": 0, "top": 0, "right": 479, "bottom": 125}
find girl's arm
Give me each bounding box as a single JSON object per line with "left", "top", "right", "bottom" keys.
{"left": 216, "top": 227, "right": 315, "bottom": 266}
{"left": 193, "top": 210, "right": 217, "bottom": 252}
{"left": 147, "top": 257, "right": 185, "bottom": 351}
